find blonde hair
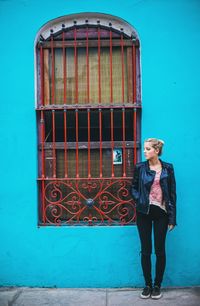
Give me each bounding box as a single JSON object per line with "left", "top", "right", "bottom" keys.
{"left": 144, "top": 138, "right": 164, "bottom": 156}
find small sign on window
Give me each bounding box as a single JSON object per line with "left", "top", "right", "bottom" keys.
{"left": 113, "top": 148, "right": 122, "bottom": 165}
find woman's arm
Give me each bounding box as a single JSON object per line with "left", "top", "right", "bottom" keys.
{"left": 130, "top": 164, "right": 140, "bottom": 202}
{"left": 168, "top": 164, "right": 177, "bottom": 226}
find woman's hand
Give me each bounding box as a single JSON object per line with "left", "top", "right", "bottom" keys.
{"left": 168, "top": 224, "right": 175, "bottom": 231}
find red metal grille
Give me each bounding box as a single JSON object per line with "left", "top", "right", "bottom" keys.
{"left": 36, "top": 22, "right": 141, "bottom": 226}
{"left": 40, "top": 178, "right": 135, "bottom": 226}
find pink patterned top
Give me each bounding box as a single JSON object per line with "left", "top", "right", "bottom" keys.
{"left": 149, "top": 169, "right": 166, "bottom": 212}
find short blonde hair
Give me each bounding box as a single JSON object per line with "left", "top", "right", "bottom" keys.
{"left": 144, "top": 138, "right": 164, "bottom": 156}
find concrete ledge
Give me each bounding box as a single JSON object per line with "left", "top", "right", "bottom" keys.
{"left": 0, "top": 287, "right": 200, "bottom": 306}
{"left": 0, "top": 287, "right": 22, "bottom": 306}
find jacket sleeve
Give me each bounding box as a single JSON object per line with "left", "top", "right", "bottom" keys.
{"left": 168, "top": 164, "right": 177, "bottom": 226}
{"left": 130, "top": 164, "right": 140, "bottom": 203}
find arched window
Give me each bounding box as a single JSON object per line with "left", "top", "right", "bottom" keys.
{"left": 35, "top": 13, "right": 141, "bottom": 226}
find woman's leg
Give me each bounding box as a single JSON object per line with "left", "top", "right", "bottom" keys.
{"left": 153, "top": 210, "right": 168, "bottom": 287}
{"left": 137, "top": 211, "right": 153, "bottom": 287}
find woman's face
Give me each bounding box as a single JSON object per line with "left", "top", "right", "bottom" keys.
{"left": 144, "top": 142, "right": 159, "bottom": 160}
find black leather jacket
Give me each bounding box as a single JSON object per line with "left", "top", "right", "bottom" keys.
{"left": 130, "top": 159, "right": 177, "bottom": 225}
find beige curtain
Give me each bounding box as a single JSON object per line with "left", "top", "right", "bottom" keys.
{"left": 48, "top": 47, "right": 129, "bottom": 105}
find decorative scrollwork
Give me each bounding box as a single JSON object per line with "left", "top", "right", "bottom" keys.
{"left": 41, "top": 179, "right": 136, "bottom": 226}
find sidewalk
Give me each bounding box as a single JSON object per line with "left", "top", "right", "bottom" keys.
{"left": 0, "top": 287, "right": 200, "bottom": 306}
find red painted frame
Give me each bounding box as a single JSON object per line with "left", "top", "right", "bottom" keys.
{"left": 37, "top": 23, "right": 141, "bottom": 226}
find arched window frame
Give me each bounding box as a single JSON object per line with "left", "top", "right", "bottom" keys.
{"left": 35, "top": 13, "right": 141, "bottom": 226}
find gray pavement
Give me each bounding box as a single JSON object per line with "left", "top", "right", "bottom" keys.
{"left": 0, "top": 287, "right": 200, "bottom": 306}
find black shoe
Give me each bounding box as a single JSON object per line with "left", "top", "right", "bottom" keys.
{"left": 140, "top": 286, "right": 152, "bottom": 299}
{"left": 151, "top": 286, "right": 162, "bottom": 299}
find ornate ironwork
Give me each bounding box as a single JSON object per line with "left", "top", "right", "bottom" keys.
{"left": 41, "top": 178, "right": 136, "bottom": 226}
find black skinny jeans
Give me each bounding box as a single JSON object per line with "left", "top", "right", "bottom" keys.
{"left": 137, "top": 205, "right": 169, "bottom": 287}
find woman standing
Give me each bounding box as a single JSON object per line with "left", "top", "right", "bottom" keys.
{"left": 131, "top": 138, "right": 176, "bottom": 299}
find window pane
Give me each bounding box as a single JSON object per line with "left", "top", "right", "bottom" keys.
{"left": 51, "top": 46, "right": 129, "bottom": 105}
{"left": 54, "top": 49, "right": 63, "bottom": 104}
{"left": 43, "top": 109, "right": 135, "bottom": 178}
{"left": 66, "top": 48, "right": 75, "bottom": 104}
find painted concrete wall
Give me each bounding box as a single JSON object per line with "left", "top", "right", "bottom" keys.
{"left": 0, "top": 0, "right": 200, "bottom": 287}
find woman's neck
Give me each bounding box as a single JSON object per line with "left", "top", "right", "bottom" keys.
{"left": 148, "top": 157, "right": 160, "bottom": 166}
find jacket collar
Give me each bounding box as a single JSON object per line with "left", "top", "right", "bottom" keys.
{"left": 145, "top": 159, "right": 164, "bottom": 172}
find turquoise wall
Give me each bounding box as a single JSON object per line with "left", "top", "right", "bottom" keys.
{"left": 0, "top": 0, "right": 200, "bottom": 287}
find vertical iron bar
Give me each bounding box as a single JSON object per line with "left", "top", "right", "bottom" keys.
{"left": 122, "top": 108, "right": 126, "bottom": 177}
{"left": 62, "top": 30, "right": 67, "bottom": 104}
{"left": 109, "top": 27, "right": 113, "bottom": 104}
{"left": 75, "top": 109, "right": 79, "bottom": 178}
{"left": 132, "top": 45, "right": 136, "bottom": 103}
{"left": 133, "top": 108, "right": 137, "bottom": 165}
{"left": 52, "top": 110, "right": 56, "bottom": 177}
{"left": 88, "top": 109, "right": 91, "bottom": 178}
{"left": 98, "top": 26, "right": 101, "bottom": 104}
{"left": 64, "top": 109, "right": 68, "bottom": 177}
{"left": 109, "top": 26, "right": 114, "bottom": 177}
{"left": 133, "top": 44, "right": 137, "bottom": 164}
{"left": 74, "top": 26, "right": 78, "bottom": 104}
{"left": 111, "top": 109, "right": 114, "bottom": 177}
{"left": 99, "top": 109, "right": 102, "bottom": 178}
{"left": 50, "top": 32, "right": 55, "bottom": 104}
{"left": 42, "top": 180, "right": 46, "bottom": 224}
{"left": 121, "top": 31, "right": 125, "bottom": 104}
{"left": 41, "top": 110, "right": 45, "bottom": 178}
{"left": 86, "top": 26, "right": 90, "bottom": 103}
{"left": 41, "top": 110, "right": 46, "bottom": 224}
{"left": 40, "top": 46, "right": 44, "bottom": 107}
